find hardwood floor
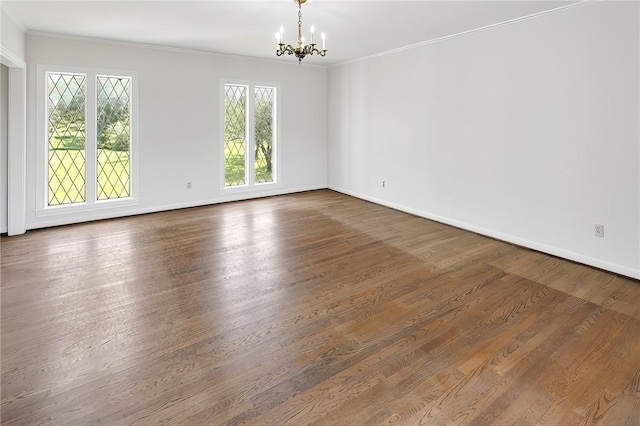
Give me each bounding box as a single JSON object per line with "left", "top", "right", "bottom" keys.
{"left": 1, "top": 189, "right": 639, "bottom": 425}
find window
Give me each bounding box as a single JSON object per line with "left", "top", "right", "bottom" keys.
{"left": 222, "top": 81, "right": 278, "bottom": 190}
{"left": 38, "top": 66, "right": 137, "bottom": 213}
{"left": 96, "top": 76, "right": 132, "bottom": 201}
{"left": 47, "top": 73, "right": 86, "bottom": 205}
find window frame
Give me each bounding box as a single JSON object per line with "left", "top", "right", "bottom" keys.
{"left": 36, "top": 65, "right": 139, "bottom": 217}
{"left": 219, "top": 79, "right": 280, "bottom": 194}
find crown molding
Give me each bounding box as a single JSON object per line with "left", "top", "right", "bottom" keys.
{"left": 26, "top": 31, "right": 328, "bottom": 69}
{"left": 331, "top": 0, "right": 597, "bottom": 68}
{"left": 1, "top": 6, "right": 28, "bottom": 33}
{"left": 0, "top": 45, "right": 26, "bottom": 68}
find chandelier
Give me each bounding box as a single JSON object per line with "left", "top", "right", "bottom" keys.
{"left": 275, "top": 0, "right": 327, "bottom": 64}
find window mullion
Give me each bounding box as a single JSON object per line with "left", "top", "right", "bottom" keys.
{"left": 247, "top": 85, "right": 256, "bottom": 187}
{"left": 85, "top": 74, "right": 97, "bottom": 204}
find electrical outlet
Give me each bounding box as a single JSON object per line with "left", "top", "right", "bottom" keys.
{"left": 186, "top": 181, "right": 192, "bottom": 190}
{"left": 595, "top": 224, "right": 604, "bottom": 238}
{"left": 382, "top": 180, "right": 386, "bottom": 188}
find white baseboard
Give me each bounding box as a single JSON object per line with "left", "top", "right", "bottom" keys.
{"left": 26, "top": 185, "right": 328, "bottom": 231}
{"left": 329, "top": 185, "right": 640, "bottom": 281}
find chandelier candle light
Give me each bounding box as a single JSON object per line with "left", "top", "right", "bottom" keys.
{"left": 276, "top": 0, "right": 327, "bottom": 64}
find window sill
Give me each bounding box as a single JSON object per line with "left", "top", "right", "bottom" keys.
{"left": 35, "top": 198, "right": 139, "bottom": 218}
{"left": 221, "top": 182, "right": 281, "bottom": 195}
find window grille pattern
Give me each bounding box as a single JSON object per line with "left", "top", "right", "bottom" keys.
{"left": 224, "top": 85, "right": 247, "bottom": 186}
{"left": 254, "top": 87, "right": 274, "bottom": 184}
{"left": 47, "top": 73, "right": 86, "bottom": 205}
{"left": 97, "top": 76, "right": 131, "bottom": 200}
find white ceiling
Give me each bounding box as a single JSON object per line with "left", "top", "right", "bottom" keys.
{"left": 2, "top": 1, "right": 576, "bottom": 65}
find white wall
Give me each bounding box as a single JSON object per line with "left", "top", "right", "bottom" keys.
{"left": 328, "top": 1, "right": 640, "bottom": 279}
{"left": 1, "top": 8, "right": 26, "bottom": 61}
{"left": 1, "top": 64, "right": 7, "bottom": 232}
{"left": 25, "top": 34, "right": 327, "bottom": 229}
{"left": 1, "top": 9, "right": 26, "bottom": 234}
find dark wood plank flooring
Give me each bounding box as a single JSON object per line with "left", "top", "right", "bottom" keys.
{"left": 1, "top": 190, "right": 639, "bottom": 425}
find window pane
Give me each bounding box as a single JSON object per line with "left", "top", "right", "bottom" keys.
{"left": 47, "top": 73, "right": 86, "bottom": 206}
{"left": 97, "top": 76, "right": 131, "bottom": 200}
{"left": 224, "top": 84, "right": 247, "bottom": 187}
{"left": 254, "top": 87, "right": 274, "bottom": 184}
